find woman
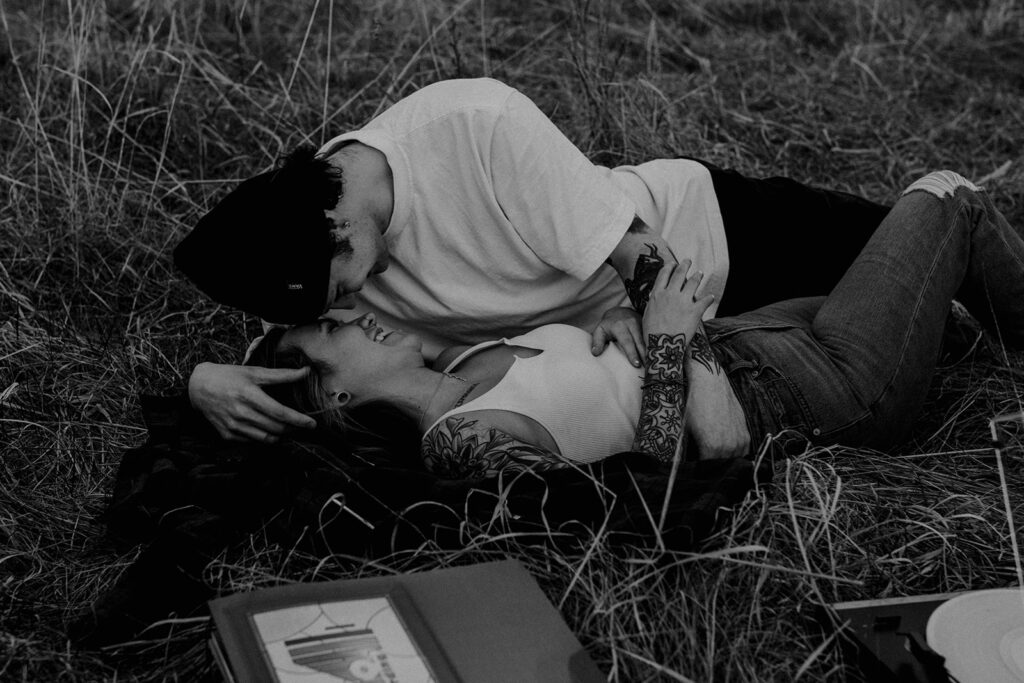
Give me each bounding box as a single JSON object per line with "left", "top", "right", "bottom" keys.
{"left": 248, "top": 172, "right": 1024, "bottom": 478}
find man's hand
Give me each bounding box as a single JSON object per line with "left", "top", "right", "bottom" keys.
{"left": 188, "top": 362, "right": 317, "bottom": 442}
{"left": 591, "top": 307, "right": 646, "bottom": 367}
{"left": 685, "top": 368, "right": 750, "bottom": 459}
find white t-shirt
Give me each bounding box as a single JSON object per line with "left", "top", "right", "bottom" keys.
{"left": 319, "top": 78, "right": 727, "bottom": 360}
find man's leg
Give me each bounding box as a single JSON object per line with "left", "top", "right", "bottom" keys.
{"left": 695, "top": 160, "right": 891, "bottom": 316}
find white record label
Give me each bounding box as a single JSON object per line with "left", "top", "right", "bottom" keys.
{"left": 927, "top": 588, "right": 1024, "bottom": 683}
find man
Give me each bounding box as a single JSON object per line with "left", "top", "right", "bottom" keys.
{"left": 175, "top": 78, "right": 888, "bottom": 453}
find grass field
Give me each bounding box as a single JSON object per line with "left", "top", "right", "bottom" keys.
{"left": 3, "top": 0, "right": 1024, "bottom": 680}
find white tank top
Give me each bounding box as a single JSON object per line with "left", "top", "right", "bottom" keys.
{"left": 423, "top": 325, "right": 644, "bottom": 463}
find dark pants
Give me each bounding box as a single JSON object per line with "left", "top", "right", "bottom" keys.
{"left": 695, "top": 160, "right": 892, "bottom": 316}
{"left": 710, "top": 175, "right": 1024, "bottom": 453}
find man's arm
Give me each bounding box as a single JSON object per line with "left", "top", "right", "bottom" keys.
{"left": 189, "top": 362, "right": 317, "bottom": 441}
{"left": 592, "top": 216, "right": 675, "bottom": 366}
{"left": 606, "top": 216, "right": 674, "bottom": 313}
{"left": 683, "top": 324, "right": 751, "bottom": 459}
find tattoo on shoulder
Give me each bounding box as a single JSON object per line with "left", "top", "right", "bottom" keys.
{"left": 689, "top": 330, "right": 721, "bottom": 374}
{"left": 624, "top": 243, "right": 664, "bottom": 314}
{"left": 420, "top": 416, "right": 568, "bottom": 479}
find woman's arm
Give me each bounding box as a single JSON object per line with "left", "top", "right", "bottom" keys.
{"left": 632, "top": 333, "right": 690, "bottom": 461}
{"left": 421, "top": 416, "right": 568, "bottom": 479}
{"left": 631, "top": 262, "right": 715, "bottom": 462}
{"left": 606, "top": 226, "right": 749, "bottom": 459}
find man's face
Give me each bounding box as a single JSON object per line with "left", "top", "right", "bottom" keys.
{"left": 324, "top": 215, "right": 389, "bottom": 310}
{"left": 321, "top": 143, "right": 393, "bottom": 311}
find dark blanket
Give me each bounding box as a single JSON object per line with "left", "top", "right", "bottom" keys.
{"left": 71, "top": 395, "right": 765, "bottom": 647}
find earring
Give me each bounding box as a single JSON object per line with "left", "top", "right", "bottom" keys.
{"left": 335, "top": 391, "right": 351, "bottom": 405}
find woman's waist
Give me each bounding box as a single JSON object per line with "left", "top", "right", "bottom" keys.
{"left": 712, "top": 331, "right": 825, "bottom": 455}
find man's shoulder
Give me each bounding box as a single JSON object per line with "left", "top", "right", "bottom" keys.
{"left": 373, "top": 78, "right": 517, "bottom": 130}
{"left": 407, "top": 78, "right": 515, "bottom": 107}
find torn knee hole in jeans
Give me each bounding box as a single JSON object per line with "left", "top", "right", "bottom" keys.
{"left": 901, "top": 170, "right": 981, "bottom": 199}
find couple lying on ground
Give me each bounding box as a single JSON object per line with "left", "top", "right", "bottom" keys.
{"left": 243, "top": 171, "right": 1022, "bottom": 476}
{"left": 173, "top": 80, "right": 1022, "bottom": 475}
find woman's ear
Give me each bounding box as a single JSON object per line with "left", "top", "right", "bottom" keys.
{"left": 334, "top": 390, "right": 351, "bottom": 407}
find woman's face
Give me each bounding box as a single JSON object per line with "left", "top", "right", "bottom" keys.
{"left": 281, "top": 313, "right": 423, "bottom": 399}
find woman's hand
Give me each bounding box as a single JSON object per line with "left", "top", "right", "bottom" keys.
{"left": 642, "top": 259, "right": 715, "bottom": 342}
{"left": 188, "top": 362, "right": 317, "bottom": 442}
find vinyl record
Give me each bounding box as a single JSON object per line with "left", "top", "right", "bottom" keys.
{"left": 926, "top": 588, "right": 1024, "bottom": 683}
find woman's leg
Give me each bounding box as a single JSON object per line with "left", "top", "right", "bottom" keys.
{"left": 806, "top": 171, "right": 1024, "bottom": 445}
{"left": 695, "top": 160, "right": 891, "bottom": 316}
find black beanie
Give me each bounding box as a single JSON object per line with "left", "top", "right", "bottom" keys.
{"left": 174, "top": 158, "right": 336, "bottom": 324}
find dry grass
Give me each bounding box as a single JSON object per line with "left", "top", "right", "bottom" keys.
{"left": 2, "top": 0, "right": 1024, "bottom": 680}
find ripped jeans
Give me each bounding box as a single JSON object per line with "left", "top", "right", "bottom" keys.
{"left": 706, "top": 172, "right": 1024, "bottom": 453}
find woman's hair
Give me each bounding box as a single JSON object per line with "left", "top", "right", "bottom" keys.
{"left": 245, "top": 327, "right": 423, "bottom": 468}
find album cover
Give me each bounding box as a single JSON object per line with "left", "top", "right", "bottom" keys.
{"left": 208, "top": 559, "right": 604, "bottom": 683}
{"left": 826, "top": 592, "right": 964, "bottom": 683}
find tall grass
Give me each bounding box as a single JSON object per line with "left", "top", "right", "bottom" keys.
{"left": 2, "top": 0, "right": 1023, "bottom": 680}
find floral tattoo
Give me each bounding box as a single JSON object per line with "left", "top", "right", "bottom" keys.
{"left": 646, "top": 333, "right": 688, "bottom": 380}
{"left": 632, "top": 333, "right": 690, "bottom": 462}
{"left": 623, "top": 243, "right": 664, "bottom": 314}
{"left": 421, "top": 416, "right": 567, "bottom": 478}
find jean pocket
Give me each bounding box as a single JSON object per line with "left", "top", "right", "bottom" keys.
{"left": 733, "top": 360, "right": 821, "bottom": 455}
{"left": 760, "top": 365, "right": 817, "bottom": 433}
{"left": 707, "top": 320, "right": 800, "bottom": 342}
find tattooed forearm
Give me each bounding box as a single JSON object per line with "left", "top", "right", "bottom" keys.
{"left": 633, "top": 379, "right": 687, "bottom": 461}
{"left": 646, "top": 332, "right": 688, "bottom": 380}
{"left": 623, "top": 243, "right": 664, "bottom": 314}
{"left": 632, "top": 333, "right": 690, "bottom": 462}
{"left": 688, "top": 328, "right": 721, "bottom": 375}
